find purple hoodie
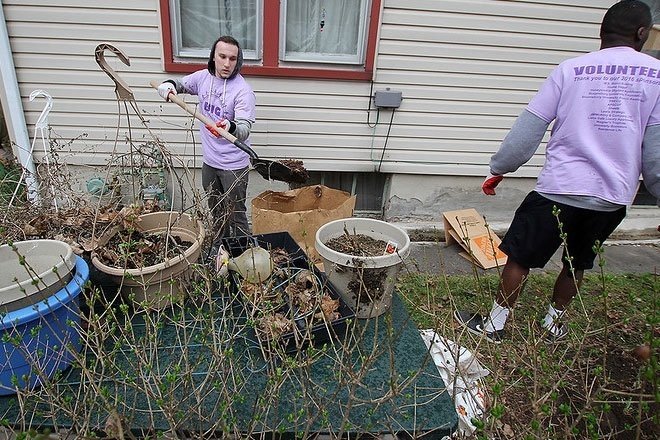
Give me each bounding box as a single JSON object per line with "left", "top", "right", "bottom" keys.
{"left": 180, "top": 70, "right": 256, "bottom": 170}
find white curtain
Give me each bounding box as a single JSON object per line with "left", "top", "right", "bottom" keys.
{"left": 285, "top": 0, "right": 362, "bottom": 58}
{"left": 179, "top": 0, "right": 257, "bottom": 52}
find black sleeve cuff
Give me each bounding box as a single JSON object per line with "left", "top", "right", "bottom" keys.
{"left": 227, "top": 120, "right": 237, "bottom": 134}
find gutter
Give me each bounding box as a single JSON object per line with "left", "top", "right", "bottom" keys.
{"left": 0, "top": 2, "right": 37, "bottom": 202}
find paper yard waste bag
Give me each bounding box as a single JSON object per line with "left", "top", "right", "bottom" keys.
{"left": 442, "top": 208, "right": 507, "bottom": 270}
{"left": 252, "top": 185, "right": 356, "bottom": 264}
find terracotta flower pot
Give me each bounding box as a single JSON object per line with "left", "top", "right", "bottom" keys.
{"left": 91, "top": 211, "right": 205, "bottom": 310}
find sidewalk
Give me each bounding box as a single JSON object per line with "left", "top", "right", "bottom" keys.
{"left": 404, "top": 239, "right": 659, "bottom": 275}
{"left": 394, "top": 213, "right": 659, "bottom": 275}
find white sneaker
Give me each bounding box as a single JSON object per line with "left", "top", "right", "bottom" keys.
{"left": 541, "top": 322, "right": 568, "bottom": 344}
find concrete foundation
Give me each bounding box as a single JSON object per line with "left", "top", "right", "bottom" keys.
{"left": 383, "top": 174, "right": 659, "bottom": 241}
{"left": 383, "top": 174, "right": 534, "bottom": 225}
{"left": 47, "top": 166, "right": 660, "bottom": 241}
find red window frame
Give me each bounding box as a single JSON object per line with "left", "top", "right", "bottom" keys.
{"left": 159, "top": 0, "right": 381, "bottom": 81}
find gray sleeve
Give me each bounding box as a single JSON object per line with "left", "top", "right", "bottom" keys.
{"left": 489, "top": 109, "right": 550, "bottom": 175}
{"left": 232, "top": 118, "right": 253, "bottom": 142}
{"left": 642, "top": 124, "right": 660, "bottom": 203}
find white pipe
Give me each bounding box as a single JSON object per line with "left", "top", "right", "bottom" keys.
{"left": 0, "top": 1, "right": 38, "bottom": 202}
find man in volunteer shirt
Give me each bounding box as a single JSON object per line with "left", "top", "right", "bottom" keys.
{"left": 455, "top": 0, "right": 660, "bottom": 344}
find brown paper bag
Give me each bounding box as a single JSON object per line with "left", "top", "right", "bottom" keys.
{"left": 251, "top": 185, "right": 356, "bottom": 263}
{"left": 442, "top": 208, "right": 507, "bottom": 269}
{"left": 643, "top": 24, "right": 660, "bottom": 51}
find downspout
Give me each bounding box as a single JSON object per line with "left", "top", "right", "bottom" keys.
{"left": 0, "top": 1, "right": 38, "bottom": 202}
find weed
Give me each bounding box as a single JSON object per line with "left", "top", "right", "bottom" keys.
{"left": 398, "top": 267, "right": 658, "bottom": 439}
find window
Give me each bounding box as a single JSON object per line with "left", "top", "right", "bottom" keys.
{"left": 280, "top": 0, "right": 370, "bottom": 65}
{"left": 161, "top": 0, "right": 380, "bottom": 80}
{"left": 170, "top": 0, "right": 261, "bottom": 61}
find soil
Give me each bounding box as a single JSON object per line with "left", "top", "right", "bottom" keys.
{"left": 324, "top": 233, "right": 388, "bottom": 257}
{"left": 322, "top": 233, "right": 391, "bottom": 304}
{"left": 278, "top": 159, "right": 309, "bottom": 184}
{"left": 495, "top": 329, "right": 659, "bottom": 439}
{"left": 347, "top": 268, "right": 387, "bottom": 304}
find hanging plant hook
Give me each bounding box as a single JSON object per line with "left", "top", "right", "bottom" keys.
{"left": 29, "top": 89, "right": 53, "bottom": 130}
{"left": 95, "top": 42, "right": 135, "bottom": 102}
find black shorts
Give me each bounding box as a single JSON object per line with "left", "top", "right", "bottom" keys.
{"left": 499, "top": 192, "right": 626, "bottom": 270}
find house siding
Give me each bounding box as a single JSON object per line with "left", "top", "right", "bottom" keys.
{"left": 2, "top": 0, "right": 614, "bottom": 176}
{"left": 373, "top": 0, "right": 613, "bottom": 177}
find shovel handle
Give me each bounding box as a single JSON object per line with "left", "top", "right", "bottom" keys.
{"left": 149, "top": 80, "right": 257, "bottom": 159}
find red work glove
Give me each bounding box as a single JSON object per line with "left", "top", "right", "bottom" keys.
{"left": 217, "top": 119, "right": 236, "bottom": 134}
{"left": 204, "top": 119, "right": 236, "bottom": 138}
{"left": 204, "top": 123, "right": 220, "bottom": 138}
{"left": 482, "top": 173, "right": 504, "bottom": 195}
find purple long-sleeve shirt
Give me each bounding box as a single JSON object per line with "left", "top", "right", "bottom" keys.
{"left": 491, "top": 46, "right": 660, "bottom": 208}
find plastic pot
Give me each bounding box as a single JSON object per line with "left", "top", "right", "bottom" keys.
{"left": 91, "top": 211, "right": 205, "bottom": 311}
{"left": 0, "top": 256, "right": 88, "bottom": 395}
{"left": 315, "top": 218, "right": 410, "bottom": 319}
{"left": 0, "top": 239, "right": 76, "bottom": 314}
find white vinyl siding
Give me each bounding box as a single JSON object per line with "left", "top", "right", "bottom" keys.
{"left": 2, "top": 0, "right": 617, "bottom": 177}
{"left": 3, "top": 0, "right": 163, "bottom": 168}
{"left": 370, "top": 0, "right": 613, "bottom": 177}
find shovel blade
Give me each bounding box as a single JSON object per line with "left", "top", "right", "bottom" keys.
{"left": 252, "top": 159, "right": 308, "bottom": 184}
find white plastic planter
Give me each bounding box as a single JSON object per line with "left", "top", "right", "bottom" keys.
{"left": 0, "top": 239, "right": 76, "bottom": 313}
{"left": 315, "top": 218, "right": 410, "bottom": 319}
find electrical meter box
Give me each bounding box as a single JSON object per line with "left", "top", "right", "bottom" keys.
{"left": 374, "top": 89, "right": 402, "bottom": 108}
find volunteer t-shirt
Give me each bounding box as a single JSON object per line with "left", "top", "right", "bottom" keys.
{"left": 527, "top": 46, "right": 660, "bottom": 205}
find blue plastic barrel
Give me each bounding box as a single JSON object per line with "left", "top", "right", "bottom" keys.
{"left": 0, "top": 256, "right": 88, "bottom": 395}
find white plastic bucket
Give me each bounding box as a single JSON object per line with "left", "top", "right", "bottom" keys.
{"left": 315, "top": 218, "right": 410, "bottom": 319}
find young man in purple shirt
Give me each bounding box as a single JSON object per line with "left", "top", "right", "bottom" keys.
{"left": 158, "top": 35, "right": 256, "bottom": 243}
{"left": 455, "top": 0, "right": 660, "bottom": 344}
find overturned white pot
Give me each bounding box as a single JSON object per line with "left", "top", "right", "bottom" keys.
{"left": 0, "top": 239, "right": 76, "bottom": 313}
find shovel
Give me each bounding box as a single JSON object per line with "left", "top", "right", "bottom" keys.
{"left": 149, "top": 80, "right": 307, "bottom": 184}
